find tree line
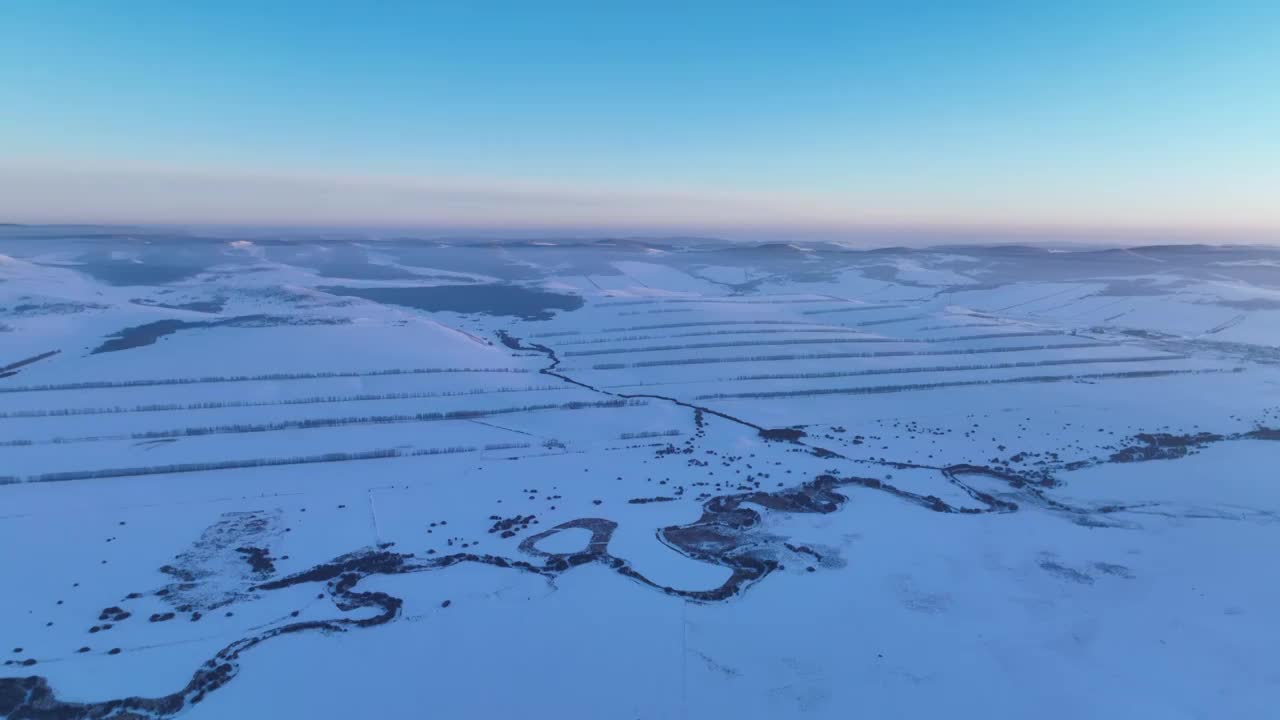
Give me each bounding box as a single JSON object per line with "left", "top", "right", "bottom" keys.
{"left": 25, "top": 442, "right": 532, "bottom": 483}
{"left": 592, "top": 341, "right": 1112, "bottom": 370}
{"left": 4, "top": 399, "right": 645, "bottom": 446}
{"left": 0, "top": 385, "right": 564, "bottom": 419}
{"left": 0, "top": 366, "right": 532, "bottom": 395}
{"left": 695, "top": 368, "right": 1229, "bottom": 400}
{"left": 723, "top": 355, "right": 1179, "bottom": 383}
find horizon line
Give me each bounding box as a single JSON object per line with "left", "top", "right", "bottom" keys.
{"left": 3, "top": 220, "right": 1277, "bottom": 251}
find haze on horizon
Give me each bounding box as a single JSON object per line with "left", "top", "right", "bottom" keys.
{"left": 2, "top": 1, "right": 1278, "bottom": 243}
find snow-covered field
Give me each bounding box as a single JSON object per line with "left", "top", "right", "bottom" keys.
{"left": 2, "top": 230, "right": 1278, "bottom": 719}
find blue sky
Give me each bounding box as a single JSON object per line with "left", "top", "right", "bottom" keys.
{"left": 2, "top": 1, "right": 1278, "bottom": 239}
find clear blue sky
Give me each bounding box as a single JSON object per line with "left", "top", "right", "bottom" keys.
{"left": 2, "top": 1, "right": 1278, "bottom": 239}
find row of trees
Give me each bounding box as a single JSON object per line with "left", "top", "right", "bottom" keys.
{"left": 0, "top": 349, "right": 61, "bottom": 373}
{"left": 695, "top": 368, "right": 1218, "bottom": 400}
{"left": 598, "top": 341, "right": 1109, "bottom": 370}
{"left": 602, "top": 297, "right": 828, "bottom": 308}
{"left": 0, "top": 385, "right": 564, "bottom": 419}
{"left": 557, "top": 328, "right": 1058, "bottom": 351}
{"left": 565, "top": 336, "right": 900, "bottom": 358}
{"left": 598, "top": 319, "right": 830, "bottom": 333}
{"left": 618, "top": 429, "right": 682, "bottom": 440}
{"left": 723, "top": 355, "right": 1178, "bottom": 383}
{"left": 7, "top": 399, "right": 645, "bottom": 446}
{"left": 616, "top": 308, "right": 694, "bottom": 316}
{"left": 643, "top": 297, "right": 831, "bottom": 305}
{"left": 0, "top": 366, "right": 532, "bottom": 395}
{"left": 852, "top": 314, "right": 929, "bottom": 327}
{"left": 557, "top": 327, "right": 860, "bottom": 347}
{"left": 25, "top": 442, "right": 534, "bottom": 483}
{"left": 801, "top": 304, "right": 907, "bottom": 315}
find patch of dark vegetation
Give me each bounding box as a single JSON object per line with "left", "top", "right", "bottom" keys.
{"left": 316, "top": 283, "right": 584, "bottom": 321}
{"left": 784, "top": 543, "right": 823, "bottom": 562}
{"left": 487, "top": 515, "right": 537, "bottom": 538}
{"left": 131, "top": 298, "right": 227, "bottom": 314}
{"left": 654, "top": 476, "right": 863, "bottom": 601}
{"left": 843, "top": 465, "right": 1055, "bottom": 517}
{"left": 1093, "top": 562, "right": 1134, "bottom": 579}
{"left": 1109, "top": 432, "right": 1225, "bottom": 463}
{"left": 519, "top": 518, "right": 617, "bottom": 562}
{"left": 627, "top": 496, "right": 676, "bottom": 504}
{"left": 759, "top": 427, "right": 806, "bottom": 442}
{"left": 90, "top": 315, "right": 351, "bottom": 354}
{"left": 1039, "top": 560, "right": 1095, "bottom": 585}
{"left": 2, "top": 301, "right": 108, "bottom": 317}
{"left": 235, "top": 547, "right": 276, "bottom": 575}
{"left": 97, "top": 607, "right": 130, "bottom": 622}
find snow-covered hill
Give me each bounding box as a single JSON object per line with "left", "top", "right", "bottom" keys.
{"left": 2, "top": 230, "right": 1278, "bottom": 719}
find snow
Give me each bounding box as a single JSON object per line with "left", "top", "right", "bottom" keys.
{"left": 2, "top": 232, "right": 1278, "bottom": 719}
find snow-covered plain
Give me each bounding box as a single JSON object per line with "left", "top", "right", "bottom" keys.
{"left": 2, "top": 230, "right": 1279, "bottom": 719}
